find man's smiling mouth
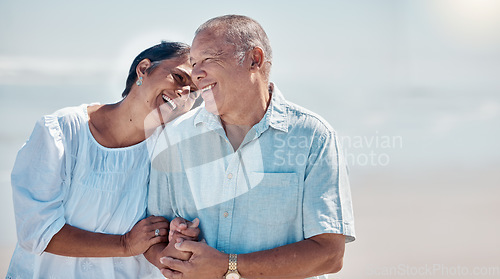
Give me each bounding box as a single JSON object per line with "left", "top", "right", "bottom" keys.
{"left": 200, "top": 83, "right": 215, "bottom": 93}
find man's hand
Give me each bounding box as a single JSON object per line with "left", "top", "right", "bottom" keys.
{"left": 160, "top": 238, "right": 192, "bottom": 264}
{"left": 159, "top": 240, "right": 228, "bottom": 279}
{"left": 165, "top": 217, "right": 201, "bottom": 261}
{"left": 144, "top": 217, "right": 200, "bottom": 268}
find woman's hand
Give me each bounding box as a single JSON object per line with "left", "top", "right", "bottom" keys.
{"left": 169, "top": 217, "right": 200, "bottom": 243}
{"left": 121, "top": 215, "right": 169, "bottom": 256}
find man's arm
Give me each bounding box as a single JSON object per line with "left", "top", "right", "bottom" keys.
{"left": 159, "top": 233, "right": 345, "bottom": 279}
{"left": 239, "top": 233, "right": 345, "bottom": 278}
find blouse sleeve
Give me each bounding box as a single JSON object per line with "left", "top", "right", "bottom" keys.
{"left": 11, "top": 115, "right": 68, "bottom": 255}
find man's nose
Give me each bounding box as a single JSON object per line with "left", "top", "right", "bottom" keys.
{"left": 192, "top": 65, "right": 206, "bottom": 82}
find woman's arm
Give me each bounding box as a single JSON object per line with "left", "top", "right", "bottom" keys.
{"left": 45, "top": 216, "right": 169, "bottom": 257}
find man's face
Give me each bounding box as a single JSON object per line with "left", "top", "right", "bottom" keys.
{"left": 190, "top": 30, "right": 249, "bottom": 116}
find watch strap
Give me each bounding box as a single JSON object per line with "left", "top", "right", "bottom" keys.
{"left": 228, "top": 254, "right": 238, "bottom": 271}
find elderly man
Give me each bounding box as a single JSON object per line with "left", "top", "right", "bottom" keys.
{"left": 145, "top": 15, "right": 355, "bottom": 279}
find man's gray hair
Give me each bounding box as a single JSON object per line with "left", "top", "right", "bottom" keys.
{"left": 195, "top": 15, "right": 273, "bottom": 69}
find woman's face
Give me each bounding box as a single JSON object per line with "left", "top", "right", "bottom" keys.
{"left": 141, "top": 56, "right": 198, "bottom": 128}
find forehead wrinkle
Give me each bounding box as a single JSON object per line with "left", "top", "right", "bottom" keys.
{"left": 190, "top": 48, "right": 225, "bottom": 64}
{"left": 203, "top": 48, "right": 225, "bottom": 57}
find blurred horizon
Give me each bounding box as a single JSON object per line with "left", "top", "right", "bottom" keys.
{"left": 1, "top": 0, "right": 499, "bottom": 278}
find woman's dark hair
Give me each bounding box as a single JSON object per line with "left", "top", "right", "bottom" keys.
{"left": 122, "top": 41, "right": 190, "bottom": 98}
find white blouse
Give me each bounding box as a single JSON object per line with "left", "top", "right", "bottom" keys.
{"left": 7, "top": 104, "right": 159, "bottom": 279}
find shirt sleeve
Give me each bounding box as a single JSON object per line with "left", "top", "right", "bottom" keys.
{"left": 11, "top": 115, "right": 67, "bottom": 255}
{"left": 147, "top": 168, "right": 173, "bottom": 218}
{"left": 302, "top": 130, "right": 355, "bottom": 243}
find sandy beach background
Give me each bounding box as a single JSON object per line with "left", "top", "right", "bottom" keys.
{"left": 1, "top": 0, "right": 499, "bottom": 278}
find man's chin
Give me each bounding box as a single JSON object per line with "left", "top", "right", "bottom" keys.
{"left": 203, "top": 101, "right": 220, "bottom": 115}
{"left": 205, "top": 107, "right": 220, "bottom": 115}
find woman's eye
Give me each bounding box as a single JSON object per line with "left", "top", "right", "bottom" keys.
{"left": 173, "top": 74, "right": 185, "bottom": 83}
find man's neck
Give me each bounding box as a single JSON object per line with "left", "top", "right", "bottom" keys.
{"left": 221, "top": 122, "right": 252, "bottom": 151}
{"left": 220, "top": 83, "right": 272, "bottom": 151}
{"left": 221, "top": 83, "right": 272, "bottom": 124}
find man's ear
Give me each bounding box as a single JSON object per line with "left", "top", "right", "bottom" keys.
{"left": 249, "top": 47, "right": 265, "bottom": 71}
{"left": 136, "top": 59, "right": 152, "bottom": 78}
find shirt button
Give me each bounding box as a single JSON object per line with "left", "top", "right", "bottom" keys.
{"left": 224, "top": 212, "right": 229, "bottom": 218}
{"left": 227, "top": 173, "right": 233, "bottom": 179}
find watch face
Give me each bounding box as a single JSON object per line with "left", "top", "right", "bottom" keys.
{"left": 226, "top": 272, "right": 241, "bottom": 279}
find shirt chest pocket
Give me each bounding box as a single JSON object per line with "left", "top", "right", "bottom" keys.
{"left": 245, "top": 172, "right": 300, "bottom": 225}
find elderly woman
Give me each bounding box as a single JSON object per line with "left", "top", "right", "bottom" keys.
{"left": 7, "top": 41, "right": 198, "bottom": 278}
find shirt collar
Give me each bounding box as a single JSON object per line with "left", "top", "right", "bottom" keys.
{"left": 194, "top": 104, "right": 218, "bottom": 127}
{"left": 193, "top": 82, "right": 289, "bottom": 134}
{"left": 252, "top": 83, "right": 288, "bottom": 135}
{"left": 267, "top": 83, "right": 289, "bottom": 133}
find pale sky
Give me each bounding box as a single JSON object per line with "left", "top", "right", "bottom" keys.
{"left": 1, "top": 1, "right": 500, "bottom": 276}
{"left": 1, "top": 0, "right": 500, "bottom": 168}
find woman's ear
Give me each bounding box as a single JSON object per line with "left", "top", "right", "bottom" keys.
{"left": 136, "top": 59, "right": 152, "bottom": 78}
{"left": 249, "top": 47, "right": 264, "bottom": 71}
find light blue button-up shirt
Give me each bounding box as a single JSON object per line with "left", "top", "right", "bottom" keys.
{"left": 148, "top": 84, "right": 355, "bottom": 278}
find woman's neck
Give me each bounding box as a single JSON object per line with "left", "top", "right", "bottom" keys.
{"left": 88, "top": 100, "right": 149, "bottom": 148}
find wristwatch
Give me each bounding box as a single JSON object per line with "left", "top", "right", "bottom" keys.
{"left": 225, "top": 254, "right": 241, "bottom": 279}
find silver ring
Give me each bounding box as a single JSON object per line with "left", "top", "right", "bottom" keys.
{"left": 155, "top": 229, "right": 160, "bottom": 237}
